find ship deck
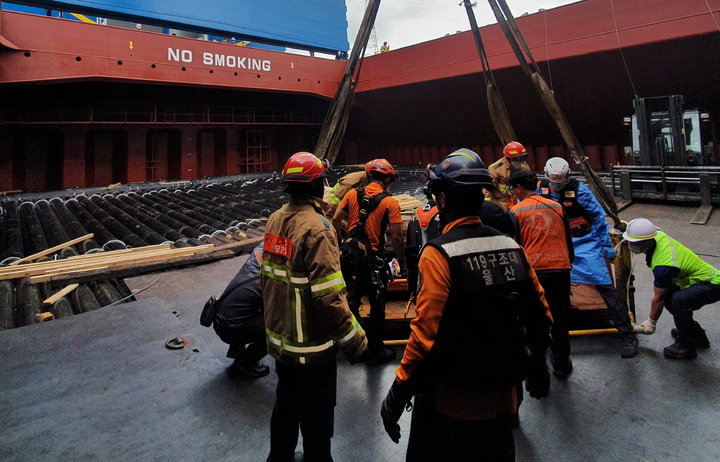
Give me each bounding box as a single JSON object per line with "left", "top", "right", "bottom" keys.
{"left": 2, "top": 201, "right": 720, "bottom": 461}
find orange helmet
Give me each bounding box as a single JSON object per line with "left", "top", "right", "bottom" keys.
{"left": 365, "top": 158, "right": 397, "bottom": 179}
{"left": 502, "top": 141, "right": 527, "bottom": 159}
{"left": 281, "top": 152, "right": 330, "bottom": 182}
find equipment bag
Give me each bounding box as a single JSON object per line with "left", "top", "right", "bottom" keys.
{"left": 339, "top": 187, "right": 389, "bottom": 276}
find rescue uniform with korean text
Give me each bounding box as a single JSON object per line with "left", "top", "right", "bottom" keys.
{"left": 261, "top": 195, "right": 367, "bottom": 462}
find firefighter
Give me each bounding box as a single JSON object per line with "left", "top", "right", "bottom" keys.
{"left": 404, "top": 186, "right": 441, "bottom": 297}
{"left": 488, "top": 141, "right": 531, "bottom": 211}
{"left": 333, "top": 159, "right": 405, "bottom": 366}
{"left": 324, "top": 162, "right": 371, "bottom": 220}
{"left": 261, "top": 152, "right": 368, "bottom": 462}
{"left": 625, "top": 218, "right": 718, "bottom": 359}
{"left": 539, "top": 157, "right": 639, "bottom": 358}
{"left": 380, "top": 149, "right": 552, "bottom": 461}
{"left": 509, "top": 170, "right": 575, "bottom": 378}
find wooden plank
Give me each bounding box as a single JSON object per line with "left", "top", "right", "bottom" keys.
{"left": 35, "top": 248, "right": 237, "bottom": 285}
{"left": 690, "top": 205, "right": 713, "bottom": 225}
{"left": 43, "top": 284, "right": 79, "bottom": 306}
{"left": 1, "top": 245, "right": 215, "bottom": 280}
{"left": 8, "top": 234, "right": 94, "bottom": 266}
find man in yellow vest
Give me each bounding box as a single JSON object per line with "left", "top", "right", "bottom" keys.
{"left": 488, "top": 141, "right": 531, "bottom": 211}
{"left": 625, "top": 218, "right": 720, "bottom": 359}
{"left": 324, "top": 164, "right": 371, "bottom": 220}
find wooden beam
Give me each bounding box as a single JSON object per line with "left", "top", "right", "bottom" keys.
{"left": 43, "top": 284, "right": 79, "bottom": 306}
{"left": 8, "top": 233, "right": 94, "bottom": 266}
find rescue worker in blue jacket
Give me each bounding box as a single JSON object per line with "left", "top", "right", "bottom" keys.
{"left": 380, "top": 149, "right": 553, "bottom": 461}
{"left": 625, "top": 218, "right": 718, "bottom": 359}
{"left": 540, "top": 157, "right": 638, "bottom": 359}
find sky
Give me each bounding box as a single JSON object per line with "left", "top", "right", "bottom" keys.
{"left": 345, "top": 0, "right": 583, "bottom": 54}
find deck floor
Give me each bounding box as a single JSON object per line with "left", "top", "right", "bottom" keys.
{"left": 2, "top": 202, "right": 720, "bottom": 461}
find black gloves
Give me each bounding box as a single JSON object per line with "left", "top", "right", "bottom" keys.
{"left": 525, "top": 358, "right": 550, "bottom": 399}
{"left": 380, "top": 379, "right": 414, "bottom": 444}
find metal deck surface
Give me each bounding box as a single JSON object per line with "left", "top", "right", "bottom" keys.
{"left": 2, "top": 202, "right": 720, "bottom": 461}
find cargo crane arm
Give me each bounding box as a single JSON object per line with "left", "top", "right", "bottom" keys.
{"left": 480, "top": 0, "right": 623, "bottom": 232}
{"left": 314, "top": 0, "right": 382, "bottom": 165}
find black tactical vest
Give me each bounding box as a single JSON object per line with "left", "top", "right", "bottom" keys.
{"left": 423, "top": 224, "right": 535, "bottom": 389}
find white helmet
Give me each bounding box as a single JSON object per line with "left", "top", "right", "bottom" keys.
{"left": 623, "top": 218, "right": 657, "bottom": 242}
{"left": 544, "top": 157, "right": 570, "bottom": 188}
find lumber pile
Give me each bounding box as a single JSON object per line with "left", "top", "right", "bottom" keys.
{"left": 0, "top": 243, "right": 220, "bottom": 284}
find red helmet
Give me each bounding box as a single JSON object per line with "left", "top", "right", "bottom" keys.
{"left": 281, "top": 152, "right": 330, "bottom": 182}
{"left": 503, "top": 141, "right": 527, "bottom": 158}
{"left": 365, "top": 158, "right": 397, "bottom": 179}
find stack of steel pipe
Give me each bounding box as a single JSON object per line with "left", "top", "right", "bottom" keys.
{"left": 35, "top": 199, "right": 79, "bottom": 259}
{"left": 19, "top": 201, "right": 50, "bottom": 261}
{"left": 65, "top": 198, "right": 127, "bottom": 251}
{"left": 116, "top": 193, "right": 206, "bottom": 246}
{"left": 126, "top": 192, "right": 222, "bottom": 246}
{"left": 148, "top": 190, "right": 238, "bottom": 241}
{"left": 88, "top": 194, "right": 168, "bottom": 246}
{"left": 49, "top": 198, "right": 102, "bottom": 254}
{"left": 76, "top": 195, "right": 147, "bottom": 248}
{"left": 0, "top": 201, "right": 24, "bottom": 263}
{"left": 105, "top": 194, "right": 187, "bottom": 244}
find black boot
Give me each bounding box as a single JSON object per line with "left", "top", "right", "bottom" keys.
{"left": 620, "top": 333, "right": 639, "bottom": 358}
{"left": 663, "top": 339, "right": 697, "bottom": 360}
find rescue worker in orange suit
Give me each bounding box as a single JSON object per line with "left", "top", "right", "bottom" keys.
{"left": 509, "top": 170, "right": 575, "bottom": 379}
{"left": 333, "top": 159, "right": 405, "bottom": 366}
{"left": 324, "top": 163, "right": 371, "bottom": 220}
{"left": 488, "top": 141, "right": 531, "bottom": 211}
{"left": 380, "top": 149, "right": 553, "bottom": 461}
{"left": 261, "top": 152, "right": 368, "bottom": 462}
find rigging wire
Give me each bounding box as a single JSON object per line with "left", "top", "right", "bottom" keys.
{"left": 609, "top": 0, "right": 638, "bottom": 97}
{"left": 704, "top": 0, "right": 720, "bottom": 32}
{"left": 102, "top": 275, "right": 162, "bottom": 308}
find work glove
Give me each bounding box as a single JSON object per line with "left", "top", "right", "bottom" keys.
{"left": 349, "top": 348, "right": 372, "bottom": 365}
{"left": 525, "top": 358, "right": 550, "bottom": 399}
{"left": 639, "top": 318, "right": 656, "bottom": 335}
{"left": 380, "top": 379, "right": 414, "bottom": 444}
{"left": 603, "top": 246, "right": 616, "bottom": 261}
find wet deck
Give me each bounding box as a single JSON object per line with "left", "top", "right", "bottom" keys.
{"left": 2, "top": 202, "right": 720, "bottom": 461}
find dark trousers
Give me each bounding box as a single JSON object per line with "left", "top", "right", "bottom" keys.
{"left": 405, "top": 393, "right": 515, "bottom": 462}
{"left": 595, "top": 284, "right": 633, "bottom": 335}
{"left": 213, "top": 315, "right": 267, "bottom": 363}
{"left": 268, "top": 360, "right": 337, "bottom": 462}
{"left": 536, "top": 271, "right": 571, "bottom": 365}
{"left": 346, "top": 269, "right": 387, "bottom": 354}
{"left": 665, "top": 282, "right": 720, "bottom": 344}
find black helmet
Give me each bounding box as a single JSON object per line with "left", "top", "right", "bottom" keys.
{"left": 426, "top": 148, "right": 493, "bottom": 192}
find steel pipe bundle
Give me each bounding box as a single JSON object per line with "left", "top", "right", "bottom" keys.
{"left": 19, "top": 202, "right": 50, "bottom": 260}
{"left": 88, "top": 195, "right": 167, "bottom": 246}
{"left": 66, "top": 198, "right": 126, "bottom": 249}
{"left": 0, "top": 201, "right": 24, "bottom": 262}
{"left": 35, "top": 199, "right": 79, "bottom": 259}
{"left": 49, "top": 198, "right": 102, "bottom": 254}
{"left": 105, "top": 195, "right": 185, "bottom": 243}
{"left": 147, "top": 190, "right": 229, "bottom": 233}
{"left": 76, "top": 195, "right": 147, "bottom": 248}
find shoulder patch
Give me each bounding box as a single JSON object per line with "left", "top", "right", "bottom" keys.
{"left": 264, "top": 233, "right": 293, "bottom": 259}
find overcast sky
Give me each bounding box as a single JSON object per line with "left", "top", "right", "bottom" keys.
{"left": 346, "top": 0, "right": 583, "bottom": 53}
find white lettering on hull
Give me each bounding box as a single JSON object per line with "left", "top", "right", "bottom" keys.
{"left": 170, "top": 48, "right": 271, "bottom": 72}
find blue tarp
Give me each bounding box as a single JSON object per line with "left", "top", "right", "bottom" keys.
{"left": 6, "top": 0, "right": 349, "bottom": 53}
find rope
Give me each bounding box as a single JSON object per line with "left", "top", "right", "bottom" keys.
{"left": 609, "top": 0, "right": 638, "bottom": 97}
{"left": 103, "top": 275, "right": 162, "bottom": 308}
{"left": 543, "top": 9, "right": 554, "bottom": 94}
{"left": 704, "top": 0, "right": 720, "bottom": 31}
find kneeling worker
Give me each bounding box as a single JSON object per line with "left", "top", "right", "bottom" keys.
{"left": 624, "top": 218, "right": 718, "bottom": 359}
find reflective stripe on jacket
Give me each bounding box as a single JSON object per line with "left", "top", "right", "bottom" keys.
{"left": 650, "top": 230, "right": 720, "bottom": 289}
{"left": 488, "top": 157, "right": 530, "bottom": 211}
{"left": 261, "top": 196, "right": 367, "bottom": 365}
{"left": 510, "top": 195, "right": 573, "bottom": 271}
{"left": 325, "top": 171, "right": 368, "bottom": 219}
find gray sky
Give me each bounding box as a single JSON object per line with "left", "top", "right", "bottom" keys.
{"left": 346, "top": 0, "right": 583, "bottom": 53}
